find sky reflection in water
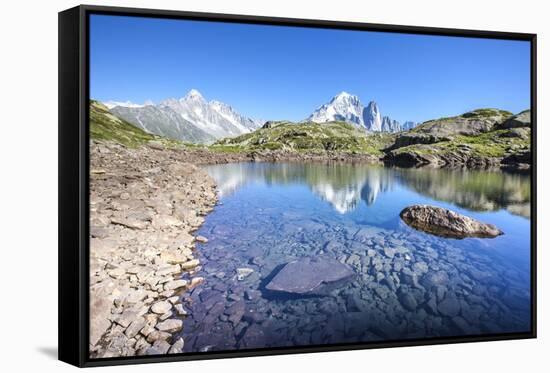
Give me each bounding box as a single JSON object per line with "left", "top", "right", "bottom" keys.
{"left": 179, "top": 163, "right": 531, "bottom": 352}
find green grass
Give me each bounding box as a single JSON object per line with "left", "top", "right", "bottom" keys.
{"left": 212, "top": 121, "right": 395, "bottom": 155}
{"left": 412, "top": 108, "right": 514, "bottom": 133}
{"left": 392, "top": 129, "right": 530, "bottom": 158}
{"left": 461, "top": 108, "right": 513, "bottom": 119}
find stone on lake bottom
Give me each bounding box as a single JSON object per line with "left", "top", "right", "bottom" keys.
{"left": 398, "top": 292, "right": 418, "bottom": 311}
{"left": 236, "top": 267, "right": 254, "bottom": 281}
{"left": 438, "top": 295, "right": 461, "bottom": 317}
{"left": 265, "top": 257, "right": 354, "bottom": 295}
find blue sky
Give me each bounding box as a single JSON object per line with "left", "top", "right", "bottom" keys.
{"left": 90, "top": 14, "right": 530, "bottom": 123}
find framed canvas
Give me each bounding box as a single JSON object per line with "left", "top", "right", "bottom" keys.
{"left": 58, "top": 4, "right": 537, "bottom": 367}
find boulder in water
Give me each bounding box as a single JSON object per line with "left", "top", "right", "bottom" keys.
{"left": 265, "top": 257, "right": 354, "bottom": 295}
{"left": 400, "top": 205, "right": 503, "bottom": 239}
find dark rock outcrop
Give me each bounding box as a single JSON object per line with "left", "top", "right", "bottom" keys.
{"left": 384, "top": 146, "right": 503, "bottom": 169}
{"left": 497, "top": 110, "right": 531, "bottom": 129}
{"left": 265, "top": 257, "right": 354, "bottom": 295}
{"left": 501, "top": 149, "right": 531, "bottom": 166}
{"left": 382, "top": 108, "right": 530, "bottom": 169}
{"left": 383, "top": 148, "right": 445, "bottom": 167}
{"left": 385, "top": 133, "right": 452, "bottom": 151}
{"left": 400, "top": 205, "right": 503, "bottom": 238}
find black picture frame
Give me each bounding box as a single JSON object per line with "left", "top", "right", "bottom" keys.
{"left": 58, "top": 4, "right": 537, "bottom": 368}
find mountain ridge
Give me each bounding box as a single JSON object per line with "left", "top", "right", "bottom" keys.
{"left": 107, "top": 89, "right": 263, "bottom": 144}
{"left": 307, "top": 92, "right": 416, "bottom": 133}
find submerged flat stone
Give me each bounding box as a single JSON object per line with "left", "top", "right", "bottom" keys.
{"left": 265, "top": 257, "right": 354, "bottom": 295}
{"left": 400, "top": 205, "right": 503, "bottom": 239}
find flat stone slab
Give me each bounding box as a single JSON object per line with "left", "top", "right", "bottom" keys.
{"left": 265, "top": 257, "right": 355, "bottom": 295}
{"left": 400, "top": 204, "right": 503, "bottom": 239}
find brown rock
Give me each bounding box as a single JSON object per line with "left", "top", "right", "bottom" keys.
{"left": 400, "top": 205, "right": 503, "bottom": 238}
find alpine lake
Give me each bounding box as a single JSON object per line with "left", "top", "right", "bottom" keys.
{"left": 176, "top": 162, "right": 531, "bottom": 352}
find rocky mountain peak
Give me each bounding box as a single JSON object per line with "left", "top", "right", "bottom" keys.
{"left": 362, "top": 101, "right": 383, "bottom": 132}
{"left": 182, "top": 89, "right": 205, "bottom": 101}
{"left": 307, "top": 93, "right": 409, "bottom": 133}
{"left": 365, "top": 101, "right": 380, "bottom": 112}
{"left": 108, "top": 89, "right": 262, "bottom": 144}
{"left": 331, "top": 91, "right": 359, "bottom": 103}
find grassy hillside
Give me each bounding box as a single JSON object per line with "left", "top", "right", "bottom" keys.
{"left": 390, "top": 129, "right": 530, "bottom": 159}
{"left": 89, "top": 100, "right": 182, "bottom": 148}
{"left": 212, "top": 121, "right": 395, "bottom": 155}
{"left": 411, "top": 108, "right": 513, "bottom": 137}
{"left": 385, "top": 108, "right": 530, "bottom": 164}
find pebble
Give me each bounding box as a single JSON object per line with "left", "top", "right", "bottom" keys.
{"left": 399, "top": 292, "right": 418, "bottom": 311}
{"left": 236, "top": 268, "right": 254, "bottom": 281}
{"left": 195, "top": 235, "right": 209, "bottom": 243}
{"left": 181, "top": 259, "right": 200, "bottom": 270}
{"left": 174, "top": 304, "right": 188, "bottom": 316}
{"left": 168, "top": 338, "right": 184, "bottom": 354}
{"left": 156, "top": 319, "right": 183, "bottom": 333}
{"left": 438, "top": 295, "right": 461, "bottom": 317}
{"left": 151, "top": 301, "right": 172, "bottom": 315}
{"left": 164, "top": 279, "right": 188, "bottom": 291}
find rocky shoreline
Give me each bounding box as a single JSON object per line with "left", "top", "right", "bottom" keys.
{"left": 179, "top": 147, "right": 381, "bottom": 165}
{"left": 167, "top": 145, "right": 529, "bottom": 170}
{"left": 89, "top": 141, "right": 385, "bottom": 357}
{"left": 89, "top": 141, "right": 219, "bottom": 357}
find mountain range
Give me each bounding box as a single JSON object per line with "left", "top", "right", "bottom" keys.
{"left": 307, "top": 91, "right": 415, "bottom": 133}
{"left": 100, "top": 89, "right": 416, "bottom": 144}
{"left": 106, "top": 89, "right": 264, "bottom": 144}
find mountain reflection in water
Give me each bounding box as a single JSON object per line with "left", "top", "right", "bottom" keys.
{"left": 205, "top": 162, "right": 530, "bottom": 218}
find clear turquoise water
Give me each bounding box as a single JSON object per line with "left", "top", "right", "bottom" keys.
{"left": 180, "top": 163, "right": 531, "bottom": 352}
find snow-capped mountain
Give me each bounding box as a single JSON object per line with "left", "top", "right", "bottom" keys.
{"left": 110, "top": 103, "right": 215, "bottom": 144}
{"left": 104, "top": 101, "right": 145, "bottom": 109}
{"left": 307, "top": 92, "right": 364, "bottom": 127}
{"left": 107, "top": 89, "right": 263, "bottom": 143}
{"left": 307, "top": 92, "right": 413, "bottom": 133}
